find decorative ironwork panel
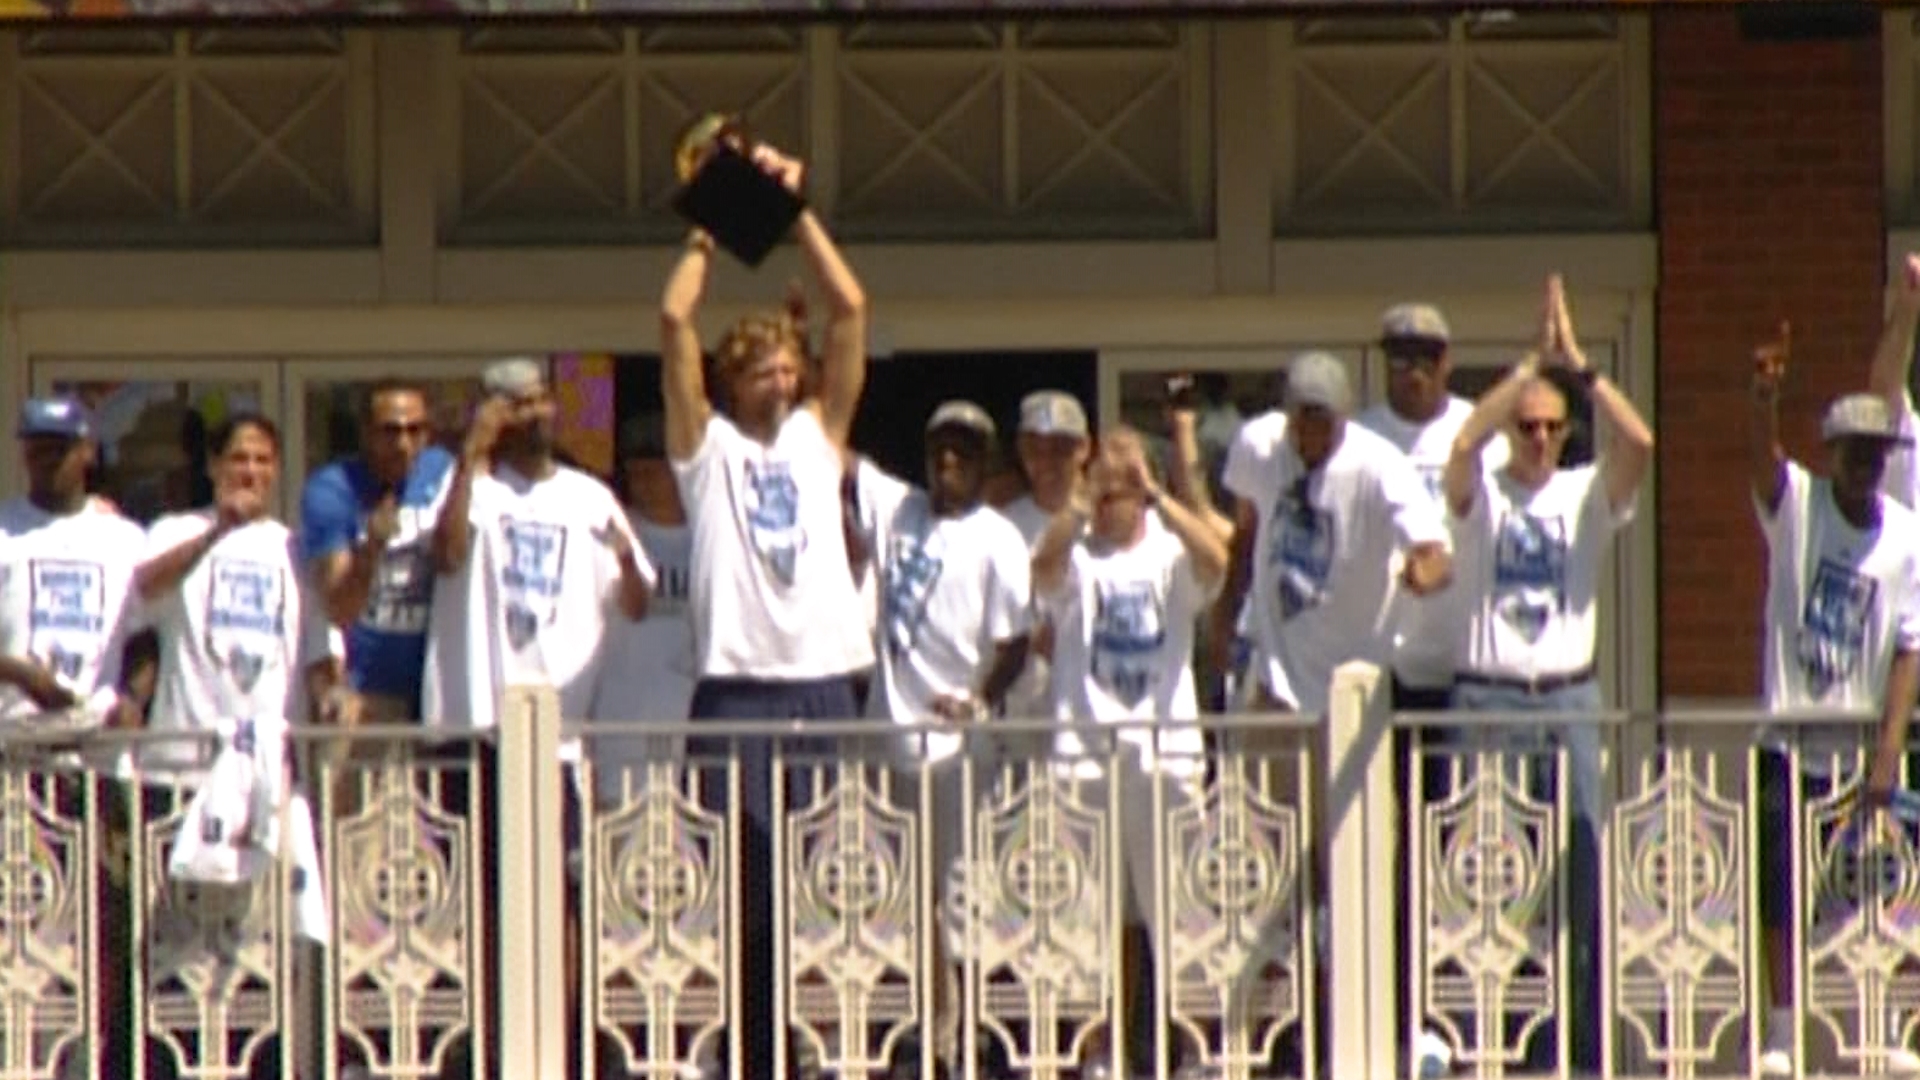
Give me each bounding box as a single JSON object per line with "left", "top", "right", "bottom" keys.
{"left": 0, "top": 770, "right": 90, "bottom": 1080}
{"left": 591, "top": 762, "right": 729, "bottom": 1080}
{"left": 8, "top": 28, "right": 371, "bottom": 244}
{"left": 451, "top": 27, "right": 806, "bottom": 241}
{"left": 834, "top": 21, "right": 1206, "bottom": 238}
{"left": 1165, "top": 755, "right": 1307, "bottom": 1080}
{"left": 140, "top": 789, "right": 289, "bottom": 1080}
{"left": 782, "top": 762, "right": 921, "bottom": 1080}
{"left": 1280, "top": 12, "right": 1644, "bottom": 232}
{"left": 1418, "top": 746, "right": 1560, "bottom": 1074}
{"left": 327, "top": 759, "right": 478, "bottom": 1080}
{"left": 960, "top": 761, "right": 1111, "bottom": 1080}
{"left": 1610, "top": 745, "right": 1750, "bottom": 1075}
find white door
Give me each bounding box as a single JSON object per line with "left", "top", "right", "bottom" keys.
{"left": 30, "top": 357, "right": 286, "bottom": 526}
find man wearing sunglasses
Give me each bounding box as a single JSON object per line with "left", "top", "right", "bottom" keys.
{"left": 1441, "top": 274, "right": 1654, "bottom": 1073}
{"left": 300, "top": 378, "right": 455, "bottom": 728}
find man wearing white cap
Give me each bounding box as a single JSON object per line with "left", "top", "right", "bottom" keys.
{"left": 999, "top": 390, "right": 1096, "bottom": 723}
{"left": 1751, "top": 328, "right": 1920, "bottom": 1077}
{"left": 1218, "top": 351, "right": 1453, "bottom": 714}
{"left": 1441, "top": 275, "right": 1652, "bottom": 1072}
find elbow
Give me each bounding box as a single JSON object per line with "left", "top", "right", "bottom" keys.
{"left": 831, "top": 284, "right": 869, "bottom": 321}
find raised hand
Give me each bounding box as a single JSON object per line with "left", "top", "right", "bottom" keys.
{"left": 463, "top": 397, "right": 514, "bottom": 464}
{"left": 1752, "top": 320, "right": 1792, "bottom": 403}
{"left": 365, "top": 491, "right": 400, "bottom": 548}
{"left": 216, "top": 485, "right": 265, "bottom": 529}
{"left": 1547, "top": 273, "right": 1588, "bottom": 371}
{"left": 750, "top": 144, "right": 806, "bottom": 195}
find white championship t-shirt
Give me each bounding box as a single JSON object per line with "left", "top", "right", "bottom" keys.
{"left": 1048, "top": 523, "right": 1215, "bottom": 760}
{"left": 1357, "top": 397, "right": 1509, "bottom": 690}
{"left": 1452, "top": 464, "right": 1632, "bottom": 681}
{"left": 674, "top": 409, "right": 873, "bottom": 681}
{"left": 423, "top": 465, "right": 654, "bottom": 762}
{"left": 1221, "top": 410, "right": 1291, "bottom": 703}
{"left": 140, "top": 512, "right": 308, "bottom": 782}
{"left": 0, "top": 499, "right": 145, "bottom": 723}
{"left": 1236, "top": 423, "right": 1447, "bottom": 714}
{"left": 864, "top": 471, "right": 1031, "bottom": 761}
{"left": 1760, "top": 461, "right": 1920, "bottom": 768}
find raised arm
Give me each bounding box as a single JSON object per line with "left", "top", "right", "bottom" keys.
{"left": 1869, "top": 254, "right": 1920, "bottom": 411}
{"left": 430, "top": 397, "right": 508, "bottom": 576}
{"left": 1031, "top": 475, "right": 1092, "bottom": 598}
{"left": 661, "top": 230, "right": 717, "bottom": 462}
{"left": 1749, "top": 321, "right": 1791, "bottom": 514}
{"left": 1445, "top": 355, "right": 1538, "bottom": 519}
{"left": 1143, "top": 466, "right": 1229, "bottom": 592}
{"left": 1551, "top": 275, "right": 1653, "bottom": 513}
{"left": 1165, "top": 378, "right": 1234, "bottom": 546}
{"left": 790, "top": 198, "right": 869, "bottom": 448}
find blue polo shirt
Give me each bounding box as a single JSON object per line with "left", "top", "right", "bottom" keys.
{"left": 299, "top": 446, "right": 455, "bottom": 708}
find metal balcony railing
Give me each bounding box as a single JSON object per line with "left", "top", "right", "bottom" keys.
{"left": 1, "top": 663, "right": 1916, "bottom": 1080}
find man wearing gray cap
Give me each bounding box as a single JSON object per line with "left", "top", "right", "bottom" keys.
{"left": 1440, "top": 275, "right": 1652, "bottom": 1073}
{"left": 1357, "top": 303, "right": 1509, "bottom": 712}
{"left": 1749, "top": 328, "right": 1920, "bottom": 1077}
{"left": 1217, "top": 351, "right": 1452, "bottom": 715}
{"left": 0, "top": 396, "right": 146, "bottom": 725}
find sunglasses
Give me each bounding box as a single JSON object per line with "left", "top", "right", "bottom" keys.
{"left": 375, "top": 420, "right": 429, "bottom": 439}
{"left": 1385, "top": 348, "right": 1445, "bottom": 370}
{"left": 1516, "top": 418, "right": 1567, "bottom": 437}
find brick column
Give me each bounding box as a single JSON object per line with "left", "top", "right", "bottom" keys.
{"left": 1655, "top": 8, "right": 1885, "bottom": 699}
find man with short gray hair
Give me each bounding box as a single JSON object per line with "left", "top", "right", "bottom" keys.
{"left": 1217, "top": 351, "right": 1453, "bottom": 714}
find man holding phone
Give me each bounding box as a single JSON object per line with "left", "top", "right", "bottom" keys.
{"left": 300, "top": 378, "right": 454, "bottom": 727}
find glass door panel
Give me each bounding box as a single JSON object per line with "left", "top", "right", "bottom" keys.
{"left": 30, "top": 359, "right": 283, "bottom": 527}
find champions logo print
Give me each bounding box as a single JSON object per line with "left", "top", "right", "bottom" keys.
{"left": 205, "top": 557, "right": 287, "bottom": 694}
{"left": 744, "top": 459, "right": 805, "bottom": 585}
{"left": 28, "top": 559, "right": 107, "bottom": 683}
{"left": 1271, "top": 485, "right": 1334, "bottom": 621}
{"left": 883, "top": 529, "right": 943, "bottom": 657}
{"left": 1091, "top": 580, "right": 1165, "bottom": 708}
{"left": 1798, "top": 558, "right": 1877, "bottom": 700}
{"left": 500, "top": 517, "right": 569, "bottom": 651}
{"left": 1493, "top": 511, "right": 1568, "bottom": 645}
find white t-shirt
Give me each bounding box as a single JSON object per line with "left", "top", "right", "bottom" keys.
{"left": 1234, "top": 423, "right": 1448, "bottom": 714}
{"left": 1000, "top": 496, "right": 1052, "bottom": 550}
{"left": 1220, "top": 410, "right": 1291, "bottom": 692}
{"left": 864, "top": 473, "right": 1031, "bottom": 761}
{"left": 1452, "top": 464, "right": 1632, "bottom": 681}
{"left": 591, "top": 515, "right": 695, "bottom": 723}
{"left": 422, "top": 466, "right": 654, "bottom": 761}
{"left": 140, "top": 512, "right": 308, "bottom": 781}
{"left": 673, "top": 409, "right": 873, "bottom": 680}
{"left": 1356, "top": 397, "right": 1510, "bottom": 689}
{"left": 1881, "top": 393, "right": 1920, "bottom": 512}
{"left": 0, "top": 499, "right": 145, "bottom": 723}
{"left": 1759, "top": 461, "right": 1920, "bottom": 766}
{"left": 1048, "top": 523, "right": 1215, "bottom": 759}
{"left": 999, "top": 494, "right": 1058, "bottom": 722}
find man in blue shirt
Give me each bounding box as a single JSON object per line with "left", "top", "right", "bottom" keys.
{"left": 300, "top": 377, "right": 455, "bottom": 723}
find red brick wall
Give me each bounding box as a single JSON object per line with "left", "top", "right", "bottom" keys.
{"left": 1655, "top": 9, "right": 1885, "bottom": 699}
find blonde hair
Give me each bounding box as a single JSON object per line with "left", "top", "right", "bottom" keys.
{"left": 1094, "top": 424, "right": 1164, "bottom": 486}
{"left": 714, "top": 280, "right": 813, "bottom": 396}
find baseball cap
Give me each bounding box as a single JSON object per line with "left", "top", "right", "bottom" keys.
{"left": 926, "top": 400, "right": 997, "bottom": 442}
{"left": 1284, "top": 352, "right": 1354, "bottom": 415}
{"left": 481, "top": 357, "right": 546, "bottom": 398}
{"left": 617, "top": 413, "right": 668, "bottom": 460}
{"left": 1018, "top": 391, "right": 1089, "bottom": 439}
{"left": 1822, "top": 393, "right": 1914, "bottom": 446}
{"left": 17, "top": 397, "right": 92, "bottom": 440}
{"left": 1380, "top": 303, "right": 1452, "bottom": 347}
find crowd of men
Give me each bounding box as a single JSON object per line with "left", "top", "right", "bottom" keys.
{"left": 4, "top": 140, "right": 1920, "bottom": 1080}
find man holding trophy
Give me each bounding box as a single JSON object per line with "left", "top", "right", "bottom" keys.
{"left": 658, "top": 118, "right": 874, "bottom": 1080}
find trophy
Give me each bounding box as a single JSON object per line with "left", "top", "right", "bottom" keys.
{"left": 671, "top": 112, "right": 807, "bottom": 269}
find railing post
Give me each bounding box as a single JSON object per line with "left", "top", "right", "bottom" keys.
{"left": 498, "top": 684, "right": 568, "bottom": 1080}
{"left": 1325, "top": 661, "right": 1396, "bottom": 1080}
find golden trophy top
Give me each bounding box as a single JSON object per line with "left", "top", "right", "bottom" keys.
{"left": 674, "top": 113, "right": 746, "bottom": 184}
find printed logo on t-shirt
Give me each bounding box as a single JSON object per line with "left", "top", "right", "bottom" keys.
{"left": 651, "top": 559, "right": 691, "bottom": 620}
{"left": 1798, "top": 557, "right": 1878, "bottom": 699}
{"left": 1270, "top": 490, "right": 1334, "bottom": 621}
{"left": 744, "top": 460, "right": 805, "bottom": 586}
{"left": 28, "top": 559, "right": 107, "bottom": 682}
{"left": 883, "top": 531, "right": 943, "bottom": 657}
{"left": 500, "top": 517, "right": 568, "bottom": 650}
{"left": 1415, "top": 463, "right": 1445, "bottom": 504}
{"left": 205, "top": 557, "right": 286, "bottom": 694}
{"left": 1492, "top": 511, "right": 1568, "bottom": 644}
{"left": 363, "top": 543, "right": 432, "bottom": 635}
{"left": 1091, "top": 581, "right": 1165, "bottom": 708}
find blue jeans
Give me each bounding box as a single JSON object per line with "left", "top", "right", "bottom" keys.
{"left": 1449, "top": 677, "right": 1604, "bottom": 1073}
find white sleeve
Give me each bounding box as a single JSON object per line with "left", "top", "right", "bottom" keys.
{"left": 1379, "top": 453, "right": 1450, "bottom": 550}
{"left": 1754, "top": 459, "right": 1810, "bottom": 549}
{"left": 985, "top": 526, "right": 1033, "bottom": 643}
{"left": 1221, "top": 423, "right": 1264, "bottom": 504}
{"left": 1885, "top": 393, "right": 1920, "bottom": 512}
